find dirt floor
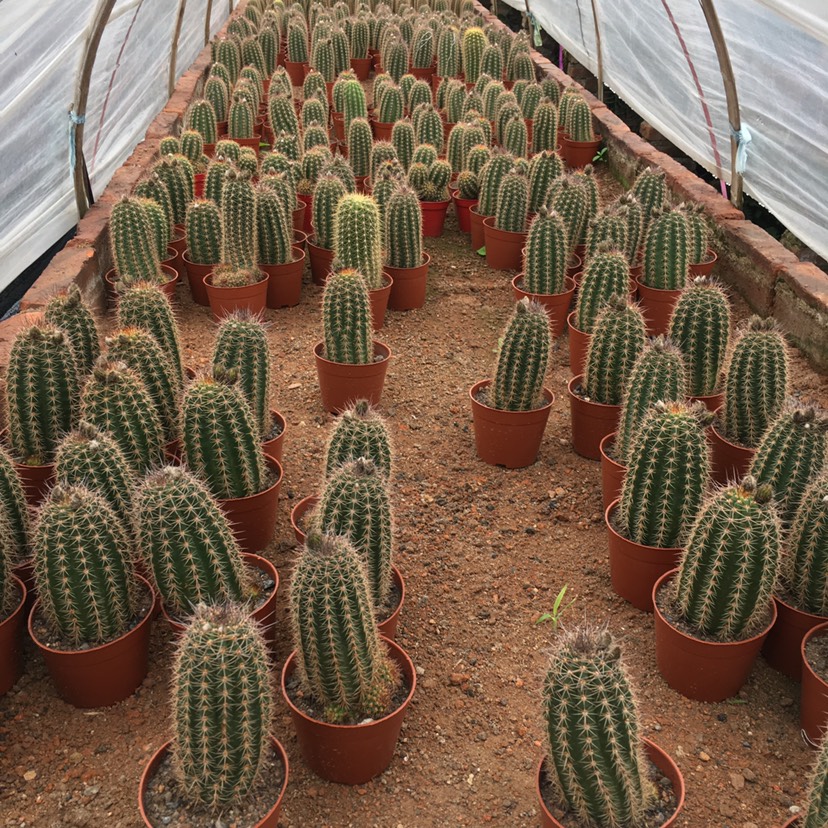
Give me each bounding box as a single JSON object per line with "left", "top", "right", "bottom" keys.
{"left": 2, "top": 164, "right": 827, "bottom": 828}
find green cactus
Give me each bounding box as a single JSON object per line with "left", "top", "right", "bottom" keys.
{"left": 674, "top": 476, "right": 781, "bottom": 640}
{"left": 171, "top": 603, "right": 271, "bottom": 807}
{"left": 462, "top": 26, "right": 487, "bottom": 84}
{"left": 616, "top": 192, "right": 644, "bottom": 263}
{"left": 385, "top": 39, "right": 409, "bottom": 83}
{"left": 0, "top": 516, "right": 15, "bottom": 615}
{"left": 269, "top": 94, "right": 299, "bottom": 138}
{"left": 221, "top": 169, "right": 258, "bottom": 269}
{"left": 722, "top": 316, "right": 789, "bottom": 448}
{"left": 414, "top": 104, "right": 444, "bottom": 154}
{"left": 214, "top": 139, "right": 241, "bottom": 164}
{"left": 583, "top": 296, "right": 647, "bottom": 405}
{"left": 348, "top": 117, "right": 373, "bottom": 179}
{"left": 444, "top": 80, "right": 466, "bottom": 124}
{"left": 503, "top": 117, "right": 528, "bottom": 159}
{"left": 205, "top": 77, "right": 229, "bottom": 124}
{"left": 153, "top": 155, "right": 194, "bottom": 226}
{"left": 160, "top": 137, "right": 180, "bottom": 157}
{"left": 412, "top": 143, "right": 438, "bottom": 169}
{"left": 495, "top": 102, "right": 522, "bottom": 147}
{"left": 547, "top": 176, "right": 588, "bottom": 251}
{"left": 385, "top": 185, "right": 423, "bottom": 268}
{"left": 303, "top": 123, "right": 329, "bottom": 153}
{"left": 228, "top": 94, "right": 256, "bottom": 140}
{"left": 557, "top": 87, "right": 580, "bottom": 131}
{"left": 135, "top": 197, "right": 170, "bottom": 262}
{"left": 455, "top": 170, "right": 479, "bottom": 200}
{"left": 290, "top": 532, "right": 400, "bottom": 723}
{"left": 185, "top": 199, "right": 222, "bottom": 266}
{"left": 408, "top": 79, "right": 432, "bottom": 114}
{"left": 494, "top": 170, "right": 528, "bottom": 233}
{"left": 6, "top": 323, "right": 80, "bottom": 465}
{"left": 300, "top": 96, "right": 327, "bottom": 132}
{"left": 565, "top": 95, "right": 594, "bottom": 142}
{"left": 185, "top": 100, "right": 218, "bottom": 145}
{"left": 584, "top": 210, "right": 628, "bottom": 264}
{"left": 465, "top": 143, "right": 491, "bottom": 175}
{"left": 482, "top": 80, "right": 505, "bottom": 120}
{"left": 287, "top": 20, "right": 309, "bottom": 63}
{"left": 370, "top": 142, "right": 400, "bottom": 183}
{"left": 325, "top": 399, "right": 392, "bottom": 479}
{"left": 134, "top": 175, "right": 175, "bottom": 237}
{"left": 302, "top": 69, "right": 327, "bottom": 106}
{"left": 489, "top": 299, "right": 551, "bottom": 412}
{"left": 520, "top": 83, "right": 543, "bottom": 119}
{"left": 632, "top": 167, "right": 667, "bottom": 228}
{"left": 680, "top": 202, "right": 711, "bottom": 264}
{"left": 215, "top": 38, "right": 241, "bottom": 82}
{"left": 510, "top": 51, "right": 535, "bottom": 82}
{"left": 574, "top": 164, "right": 601, "bottom": 228}
{"left": 302, "top": 146, "right": 332, "bottom": 189}
{"left": 332, "top": 26, "right": 350, "bottom": 76}
{"left": 377, "top": 83, "right": 404, "bottom": 124}
{"left": 180, "top": 130, "right": 206, "bottom": 172}
{"left": 445, "top": 124, "right": 466, "bottom": 174}
{"left": 242, "top": 36, "right": 267, "bottom": 79}
{"left": 392, "top": 119, "right": 416, "bottom": 172}
{"left": 333, "top": 70, "right": 358, "bottom": 113}
{"left": 798, "top": 733, "right": 828, "bottom": 828}
{"left": 311, "top": 36, "right": 336, "bottom": 81}
{"left": 522, "top": 209, "right": 567, "bottom": 296}
{"left": 333, "top": 193, "right": 383, "bottom": 289}
{"left": 109, "top": 196, "right": 162, "bottom": 282}
{"left": 322, "top": 268, "right": 373, "bottom": 365}
{"left": 532, "top": 99, "right": 558, "bottom": 153}
{"left": 209, "top": 265, "right": 265, "bottom": 289}
{"left": 411, "top": 26, "right": 434, "bottom": 68}
{"left": 667, "top": 277, "right": 731, "bottom": 397}
{"left": 313, "top": 173, "right": 347, "bottom": 250}
{"left": 350, "top": 16, "right": 369, "bottom": 59}
{"left": 204, "top": 159, "right": 230, "bottom": 205}
{"left": 640, "top": 208, "right": 690, "bottom": 290}
{"left": 43, "top": 286, "right": 99, "bottom": 376}
{"left": 373, "top": 163, "right": 403, "bottom": 226}
{"left": 437, "top": 26, "right": 460, "bottom": 77}
{"left": 255, "top": 184, "right": 292, "bottom": 266}
{"left": 258, "top": 26, "right": 278, "bottom": 75}
{"left": 208, "top": 61, "right": 231, "bottom": 90}
{"left": 478, "top": 149, "right": 514, "bottom": 217}
{"left": 33, "top": 484, "right": 138, "bottom": 645}
{"left": 342, "top": 79, "right": 368, "bottom": 135}
{"left": 480, "top": 43, "right": 503, "bottom": 80}
{"left": 786, "top": 473, "right": 828, "bottom": 616}
{"left": 0, "top": 444, "right": 30, "bottom": 565}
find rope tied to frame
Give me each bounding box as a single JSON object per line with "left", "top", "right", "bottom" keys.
{"left": 69, "top": 110, "right": 86, "bottom": 172}
{"left": 527, "top": 12, "right": 543, "bottom": 47}
{"left": 730, "top": 123, "right": 751, "bottom": 174}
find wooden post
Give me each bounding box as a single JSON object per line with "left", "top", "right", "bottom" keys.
{"left": 204, "top": 0, "right": 214, "bottom": 46}
{"left": 168, "top": 0, "right": 189, "bottom": 98}
{"left": 588, "top": 0, "right": 605, "bottom": 102}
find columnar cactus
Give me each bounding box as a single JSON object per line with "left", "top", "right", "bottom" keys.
{"left": 311, "top": 36, "right": 336, "bottom": 81}
{"left": 134, "top": 175, "right": 174, "bottom": 235}
{"left": 215, "top": 38, "right": 241, "bottom": 81}
{"left": 290, "top": 532, "right": 399, "bottom": 723}
{"left": 494, "top": 171, "right": 529, "bottom": 233}
{"left": 377, "top": 83, "right": 404, "bottom": 123}
{"left": 138, "top": 197, "right": 172, "bottom": 260}
{"left": 681, "top": 202, "right": 711, "bottom": 264}
{"left": 674, "top": 476, "right": 781, "bottom": 640}
{"left": 482, "top": 80, "right": 505, "bottom": 120}
{"left": 520, "top": 83, "right": 543, "bottom": 119}
{"left": 331, "top": 27, "right": 349, "bottom": 76}
{"left": 641, "top": 208, "right": 690, "bottom": 290}
{"left": 300, "top": 95, "right": 327, "bottom": 131}
{"left": 109, "top": 196, "right": 161, "bottom": 282}
{"left": 81, "top": 358, "right": 165, "bottom": 472}
{"left": 523, "top": 209, "right": 567, "bottom": 296}
{"left": 385, "top": 185, "right": 423, "bottom": 269}
{"left": 584, "top": 210, "right": 628, "bottom": 264}
{"left": 411, "top": 26, "right": 434, "bottom": 69}
{"left": 547, "top": 176, "right": 588, "bottom": 251}
{"left": 258, "top": 26, "right": 278, "bottom": 74}
{"left": 255, "top": 185, "right": 291, "bottom": 266}
{"left": 465, "top": 143, "right": 491, "bottom": 176}
{"left": 303, "top": 123, "right": 330, "bottom": 153}
{"left": 373, "top": 164, "right": 403, "bottom": 225}
{"left": 208, "top": 61, "right": 231, "bottom": 89}
{"left": 44, "top": 286, "right": 99, "bottom": 376}
{"left": 350, "top": 17, "right": 369, "bottom": 59}
{"left": 462, "top": 27, "right": 487, "bottom": 85}
{"left": 6, "top": 323, "right": 80, "bottom": 465}
{"left": 228, "top": 94, "right": 255, "bottom": 140}
{"left": 392, "top": 119, "right": 416, "bottom": 172}
{"left": 269, "top": 94, "right": 299, "bottom": 137}
{"left": 371, "top": 142, "right": 400, "bottom": 183}
{"left": 324, "top": 155, "right": 357, "bottom": 193}
{"left": 214, "top": 139, "right": 241, "bottom": 164}
{"left": 583, "top": 296, "right": 647, "bottom": 405}
{"left": 557, "top": 87, "right": 580, "bottom": 131}
{"left": 154, "top": 156, "right": 194, "bottom": 226}
{"left": 527, "top": 151, "right": 563, "bottom": 214}
{"left": 722, "top": 317, "right": 789, "bottom": 448}
{"left": 414, "top": 104, "right": 445, "bottom": 154}
{"left": 348, "top": 117, "right": 374, "bottom": 179}
{"left": 478, "top": 150, "right": 515, "bottom": 217}
{"left": 437, "top": 26, "right": 460, "bottom": 77}
{"left": 480, "top": 43, "right": 503, "bottom": 80}
{"left": 205, "top": 76, "right": 229, "bottom": 123}
{"left": 325, "top": 399, "right": 392, "bottom": 479}
{"left": 532, "top": 99, "right": 558, "bottom": 154}
{"left": 503, "top": 117, "right": 528, "bottom": 159}
{"left": 204, "top": 159, "right": 231, "bottom": 205}
{"left": 576, "top": 163, "right": 602, "bottom": 224}
{"left": 322, "top": 269, "right": 373, "bottom": 365}
{"left": 171, "top": 604, "right": 271, "bottom": 807}
{"left": 0, "top": 445, "right": 30, "bottom": 564}
{"left": 565, "top": 95, "right": 594, "bottom": 142}
{"left": 313, "top": 173, "right": 347, "bottom": 250}
{"left": 180, "top": 130, "right": 205, "bottom": 170}
{"left": 489, "top": 299, "right": 551, "bottom": 412}
{"left": 616, "top": 192, "right": 644, "bottom": 262}
{"left": 33, "top": 484, "right": 138, "bottom": 645}
{"left": 786, "top": 473, "right": 828, "bottom": 616}
{"left": 333, "top": 194, "right": 383, "bottom": 289}
{"left": 185, "top": 99, "right": 218, "bottom": 145}
{"left": 241, "top": 36, "right": 267, "bottom": 80}
{"left": 510, "top": 51, "right": 535, "bottom": 82}
{"left": 384, "top": 39, "right": 409, "bottom": 83}
{"left": 221, "top": 169, "right": 258, "bottom": 269}
{"left": 456, "top": 170, "right": 479, "bottom": 200}
{"left": 543, "top": 627, "right": 652, "bottom": 827}
{"left": 445, "top": 81, "right": 466, "bottom": 124}
{"left": 632, "top": 167, "right": 667, "bottom": 226}
{"left": 185, "top": 199, "right": 223, "bottom": 266}
{"left": 287, "top": 20, "right": 309, "bottom": 63}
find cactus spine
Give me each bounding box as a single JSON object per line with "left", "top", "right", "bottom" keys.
{"left": 322, "top": 269, "right": 373, "bottom": 365}
{"left": 641, "top": 208, "right": 690, "bottom": 290}
{"left": 333, "top": 194, "right": 383, "bottom": 289}
{"left": 325, "top": 400, "right": 392, "bottom": 479}
{"left": 787, "top": 474, "right": 828, "bottom": 616}
{"left": 385, "top": 186, "right": 423, "bottom": 269}
{"left": 43, "top": 287, "right": 99, "bottom": 376}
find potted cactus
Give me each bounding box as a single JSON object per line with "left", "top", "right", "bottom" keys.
{"left": 471, "top": 149, "right": 514, "bottom": 252}
{"left": 284, "top": 19, "right": 309, "bottom": 86}
{"left": 28, "top": 484, "right": 155, "bottom": 707}
{"left": 308, "top": 173, "right": 346, "bottom": 285}
{"left": 682, "top": 202, "right": 718, "bottom": 275}
{"left": 372, "top": 83, "right": 404, "bottom": 142}
{"left": 512, "top": 208, "right": 575, "bottom": 336}
{"left": 348, "top": 117, "right": 374, "bottom": 192}
{"left": 314, "top": 269, "right": 391, "bottom": 413}
{"left": 281, "top": 533, "right": 416, "bottom": 784}
{"left": 452, "top": 169, "right": 479, "bottom": 234}
{"left": 183, "top": 199, "right": 222, "bottom": 306}
{"left": 410, "top": 26, "right": 435, "bottom": 81}
{"left": 469, "top": 299, "right": 554, "bottom": 468}
{"left": 653, "top": 476, "right": 781, "bottom": 701}
{"left": 139, "top": 605, "right": 289, "bottom": 828}
{"left": 537, "top": 626, "right": 685, "bottom": 827}
{"left": 484, "top": 170, "right": 530, "bottom": 271}
{"left": 349, "top": 16, "right": 371, "bottom": 79}
{"left": 434, "top": 26, "right": 460, "bottom": 91}
{"left": 0, "top": 510, "right": 27, "bottom": 697}
{"left": 409, "top": 157, "right": 452, "bottom": 237}
{"left": 256, "top": 181, "right": 305, "bottom": 308}
{"left": 43, "top": 286, "right": 99, "bottom": 376}
{"left": 384, "top": 185, "right": 430, "bottom": 311}
{"left": 561, "top": 91, "right": 602, "bottom": 168}
{"left": 462, "top": 27, "right": 488, "bottom": 88}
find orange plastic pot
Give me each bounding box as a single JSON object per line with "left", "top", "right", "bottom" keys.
{"left": 139, "top": 737, "right": 289, "bottom": 828}
{"left": 350, "top": 56, "right": 372, "bottom": 80}
{"left": 606, "top": 500, "right": 682, "bottom": 612}
{"left": 636, "top": 280, "right": 684, "bottom": 337}
{"left": 297, "top": 193, "right": 314, "bottom": 233}
{"left": 689, "top": 248, "right": 718, "bottom": 276}
{"left": 567, "top": 375, "right": 621, "bottom": 461}
{"left": 314, "top": 341, "right": 390, "bottom": 414}
{"left": 371, "top": 119, "right": 394, "bottom": 141}
{"left": 386, "top": 253, "right": 431, "bottom": 311}
{"left": 469, "top": 380, "right": 554, "bottom": 468}
{"left": 290, "top": 495, "right": 318, "bottom": 544}
{"left": 599, "top": 433, "right": 626, "bottom": 512}
{"left": 104, "top": 265, "right": 178, "bottom": 307}
{"left": 369, "top": 274, "right": 393, "bottom": 330}
{"left": 13, "top": 459, "right": 56, "bottom": 507}
{"left": 307, "top": 238, "right": 335, "bottom": 286}
{"left": 261, "top": 410, "right": 286, "bottom": 464}
{"left": 161, "top": 245, "right": 182, "bottom": 279}
{"left": 469, "top": 206, "right": 487, "bottom": 251}
{"left": 420, "top": 199, "right": 451, "bottom": 237}
{"left": 29, "top": 576, "right": 155, "bottom": 708}
{"left": 483, "top": 216, "right": 527, "bottom": 271}
{"left": 762, "top": 594, "right": 826, "bottom": 681}
{"left": 567, "top": 312, "right": 591, "bottom": 378}
{"left": 452, "top": 191, "right": 477, "bottom": 233}
{"left": 204, "top": 272, "right": 269, "bottom": 322}
{"left": 511, "top": 275, "right": 575, "bottom": 338}
{"left": 708, "top": 415, "right": 756, "bottom": 485}
{"left": 284, "top": 59, "right": 308, "bottom": 86}
{"left": 292, "top": 202, "right": 306, "bottom": 233}
{"left": 562, "top": 134, "right": 602, "bottom": 169}
{"left": 181, "top": 251, "right": 212, "bottom": 306}
{"left": 261, "top": 250, "right": 305, "bottom": 308}
{"left": 281, "top": 637, "right": 416, "bottom": 784}
{"left": 537, "top": 739, "right": 685, "bottom": 828}
{"left": 653, "top": 569, "right": 777, "bottom": 702}
{"left": 686, "top": 391, "right": 724, "bottom": 414}
{"left": 801, "top": 621, "right": 828, "bottom": 744}
{"left": 0, "top": 576, "right": 27, "bottom": 696}
{"left": 410, "top": 65, "right": 435, "bottom": 81}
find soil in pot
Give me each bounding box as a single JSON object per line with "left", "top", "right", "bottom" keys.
{"left": 386, "top": 253, "right": 431, "bottom": 311}
{"left": 567, "top": 375, "right": 621, "bottom": 461}
{"left": 801, "top": 622, "right": 828, "bottom": 743}
{"left": 483, "top": 216, "right": 527, "bottom": 271}
{"left": 314, "top": 341, "right": 391, "bottom": 414}
{"left": 0, "top": 575, "right": 27, "bottom": 696}
{"left": 512, "top": 275, "right": 575, "bottom": 338}
{"left": 762, "top": 592, "right": 826, "bottom": 681}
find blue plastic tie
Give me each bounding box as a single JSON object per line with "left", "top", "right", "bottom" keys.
{"left": 69, "top": 110, "right": 86, "bottom": 172}
{"left": 730, "top": 123, "right": 751, "bottom": 175}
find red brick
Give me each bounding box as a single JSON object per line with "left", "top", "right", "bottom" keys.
{"left": 0, "top": 313, "right": 46, "bottom": 375}
{"left": 20, "top": 248, "right": 104, "bottom": 313}
{"left": 146, "top": 111, "right": 181, "bottom": 140}
{"left": 774, "top": 262, "right": 828, "bottom": 371}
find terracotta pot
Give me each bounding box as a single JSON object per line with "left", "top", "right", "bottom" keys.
{"left": 636, "top": 280, "right": 683, "bottom": 337}
{"left": 469, "top": 380, "right": 554, "bottom": 469}
{"left": 599, "top": 433, "right": 626, "bottom": 512}
{"left": 567, "top": 375, "right": 621, "bottom": 461}
{"left": 307, "top": 238, "right": 335, "bottom": 286}
{"left": 689, "top": 248, "right": 718, "bottom": 276}
{"left": 204, "top": 272, "right": 269, "bottom": 322}
{"left": 420, "top": 199, "right": 451, "bottom": 237}
{"left": 218, "top": 134, "right": 261, "bottom": 155}
{"left": 0, "top": 576, "right": 27, "bottom": 696}
{"left": 292, "top": 229, "right": 308, "bottom": 253}
{"left": 687, "top": 391, "right": 724, "bottom": 414}
{"left": 410, "top": 65, "right": 435, "bottom": 81}
{"left": 261, "top": 251, "right": 305, "bottom": 308}
{"left": 511, "top": 275, "right": 575, "bottom": 338}
{"left": 801, "top": 621, "right": 828, "bottom": 744}
{"left": 281, "top": 636, "right": 416, "bottom": 784}
{"left": 261, "top": 410, "right": 286, "bottom": 464}
{"left": 567, "top": 312, "right": 591, "bottom": 378}
{"left": 355, "top": 175, "right": 369, "bottom": 194}
{"left": 566, "top": 252, "right": 583, "bottom": 283}
{"left": 314, "top": 340, "right": 390, "bottom": 414}
{"left": 369, "top": 274, "right": 393, "bottom": 330}
{"left": 194, "top": 173, "right": 205, "bottom": 198}
{"left": 762, "top": 594, "right": 826, "bottom": 681}
{"left": 780, "top": 819, "right": 800, "bottom": 827}
{"left": 168, "top": 230, "right": 186, "bottom": 259}
{"left": 386, "top": 253, "right": 431, "bottom": 311}
{"left": 324, "top": 81, "right": 335, "bottom": 104}
{"left": 350, "top": 56, "right": 372, "bottom": 80}
{"left": 161, "top": 245, "right": 182, "bottom": 279}
{"left": 562, "top": 134, "right": 602, "bottom": 169}
{"left": 332, "top": 113, "right": 346, "bottom": 142}
{"left": 483, "top": 216, "right": 527, "bottom": 271}
{"left": 653, "top": 569, "right": 777, "bottom": 702}
{"left": 139, "top": 736, "right": 289, "bottom": 828}
{"left": 290, "top": 495, "right": 318, "bottom": 544}
{"left": 181, "top": 251, "right": 212, "bottom": 306}
{"left": 452, "top": 192, "right": 477, "bottom": 234}
{"left": 536, "top": 739, "right": 685, "bottom": 828}
{"left": 371, "top": 119, "right": 394, "bottom": 141}
{"left": 217, "top": 454, "right": 283, "bottom": 554}
{"left": 297, "top": 193, "right": 314, "bottom": 233}
{"left": 606, "top": 500, "right": 682, "bottom": 612}
{"left": 11, "top": 559, "right": 36, "bottom": 616}
{"left": 469, "top": 206, "right": 487, "bottom": 251}
{"left": 104, "top": 265, "right": 178, "bottom": 307}
{"left": 29, "top": 576, "right": 155, "bottom": 708}
{"left": 708, "top": 416, "right": 756, "bottom": 485}
{"left": 630, "top": 259, "right": 643, "bottom": 281}
{"left": 292, "top": 202, "right": 306, "bottom": 234}
{"left": 13, "top": 459, "right": 56, "bottom": 507}
{"left": 284, "top": 59, "right": 308, "bottom": 86}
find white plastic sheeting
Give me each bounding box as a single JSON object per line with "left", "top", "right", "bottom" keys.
{"left": 0, "top": 0, "right": 233, "bottom": 287}
{"left": 500, "top": 0, "right": 828, "bottom": 261}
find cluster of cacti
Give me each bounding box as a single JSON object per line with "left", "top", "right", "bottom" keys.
{"left": 385, "top": 185, "right": 423, "bottom": 269}
{"left": 333, "top": 193, "right": 383, "bottom": 289}
{"left": 494, "top": 170, "right": 529, "bottom": 233}
{"left": 325, "top": 399, "right": 392, "bottom": 479}
{"left": 522, "top": 209, "right": 567, "bottom": 296}
{"left": 43, "top": 286, "right": 99, "bottom": 376}
{"left": 322, "top": 268, "right": 373, "bottom": 365}
{"left": 573, "top": 246, "right": 630, "bottom": 334}
{"left": 640, "top": 207, "right": 690, "bottom": 290}
{"left": 565, "top": 94, "right": 594, "bottom": 142}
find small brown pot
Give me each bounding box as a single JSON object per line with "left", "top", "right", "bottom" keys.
{"left": 350, "top": 56, "right": 372, "bottom": 80}
{"left": 386, "top": 253, "right": 431, "bottom": 311}
{"left": 537, "top": 739, "right": 685, "bottom": 828}
{"left": 420, "top": 199, "right": 451, "bottom": 237}
{"left": 139, "top": 736, "right": 289, "bottom": 828}
{"left": 636, "top": 280, "right": 683, "bottom": 337}
{"left": 0, "top": 576, "right": 27, "bottom": 696}
{"left": 314, "top": 340, "right": 391, "bottom": 414}
{"left": 368, "top": 274, "right": 393, "bottom": 330}
{"left": 290, "top": 495, "right": 318, "bottom": 544}
{"left": 686, "top": 391, "right": 724, "bottom": 414}
{"left": 511, "top": 276, "right": 575, "bottom": 338}
{"left": 261, "top": 410, "right": 286, "bottom": 464}
{"left": 452, "top": 191, "right": 477, "bottom": 234}
{"left": 297, "top": 192, "right": 314, "bottom": 234}
{"left": 29, "top": 575, "right": 155, "bottom": 708}
{"left": 261, "top": 250, "right": 305, "bottom": 308}
{"left": 13, "top": 459, "right": 56, "bottom": 507}
{"left": 469, "top": 206, "right": 487, "bottom": 251}
{"left": 307, "top": 238, "right": 335, "bottom": 286}
{"left": 332, "top": 112, "right": 346, "bottom": 142}
{"left": 567, "top": 375, "right": 621, "bottom": 461}
{"left": 606, "top": 500, "right": 682, "bottom": 613}
{"left": 217, "top": 454, "right": 283, "bottom": 554}
{"left": 708, "top": 415, "right": 756, "bottom": 485}
{"left": 567, "top": 312, "right": 591, "bottom": 378}
{"left": 599, "top": 433, "right": 626, "bottom": 512}
{"left": 181, "top": 251, "right": 212, "bottom": 306}
{"left": 104, "top": 265, "right": 178, "bottom": 307}
{"left": 561, "top": 134, "right": 602, "bottom": 169}
{"left": 653, "top": 569, "right": 777, "bottom": 702}
{"left": 410, "top": 64, "right": 435, "bottom": 82}
{"left": 762, "top": 594, "right": 826, "bottom": 681}
{"left": 161, "top": 245, "right": 182, "bottom": 279}
{"left": 469, "top": 380, "right": 554, "bottom": 469}
{"left": 689, "top": 248, "right": 718, "bottom": 276}
{"left": 292, "top": 202, "right": 306, "bottom": 234}
{"left": 11, "top": 559, "right": 36, "bottom": 615}
{"left": 483, "top": 216, "right": 527, "bottom": 271}
{"left": 204, "top": 272, "right": 269, "bottom": 322}
{"left": 801, "top": 621, "right": 828, "bottom": 744}
{"left": 281, "top": 636, "right": 416, "bottom": 784}
{"left": 371, "top": 119, "right": 394, "bottom": 141}
{"left": 284, "top": 59, "right": 308, "bottom": 86}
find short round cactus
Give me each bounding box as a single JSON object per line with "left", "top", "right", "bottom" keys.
{"left": 325, "top": 399, "right": 392, "bottom": 479}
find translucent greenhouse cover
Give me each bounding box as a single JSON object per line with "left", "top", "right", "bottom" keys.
{"left": 0, "top": 0, "right": 234, "bottom": 288}
{"left": 501, "top": 0, "right": 828, "bottom": 262}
